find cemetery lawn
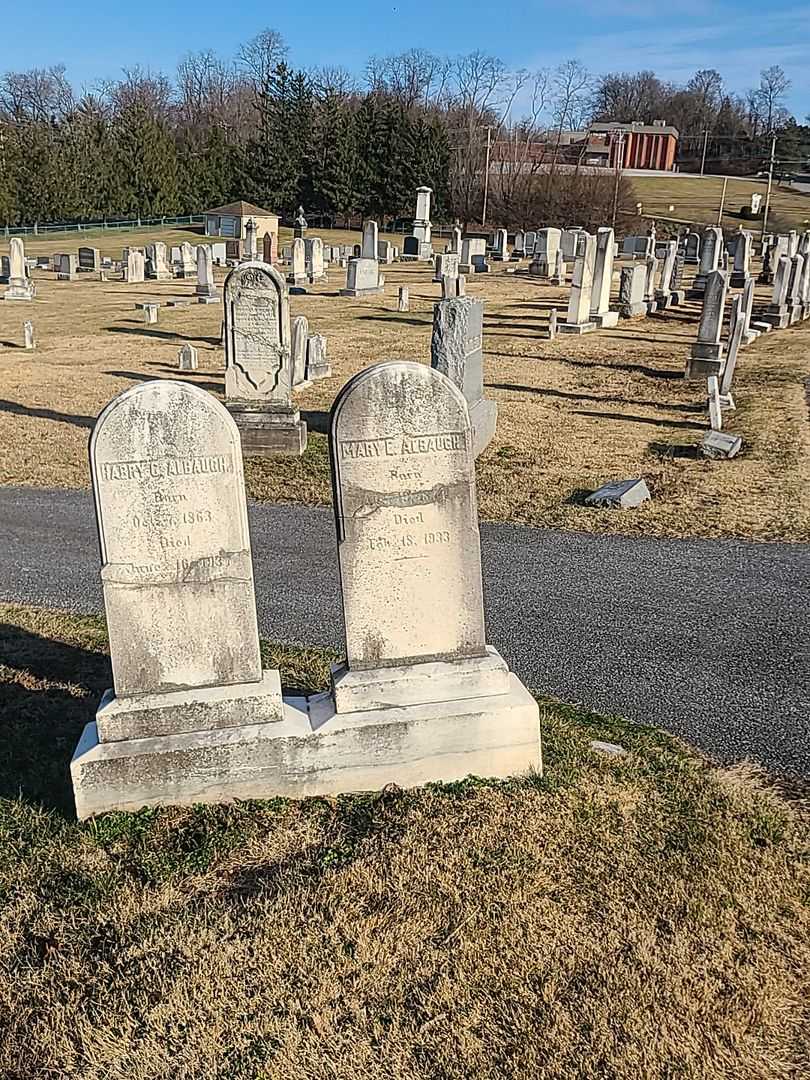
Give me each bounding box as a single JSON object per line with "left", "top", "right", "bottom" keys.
{"left": 629, "top": 173, "right": 810, "bottom": 232}
{"left": 2, "top": 228, "right": 810, "bottom": 541}
{"left": 2, "top": 602, "right": 809, "bottom": 1080}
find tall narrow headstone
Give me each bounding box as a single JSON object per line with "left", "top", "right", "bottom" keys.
{"left": 684, "top": 232, "right": 701, "bottom": 265}
{"left": 361, "top": 220, "right": 379, "bottom": 260}
{"left": 620, "top": 264, "right": 647, "bottom": 318}
{"left": 223, "top": 261, "right": 306, "bottom": 455}
{"left": 195, "top": 245, "right": 217, "bottom": 301}
{"left": 730, "top": 231, "right": 752, "bottom": 288}
{"left": 244, "top": 218, "right": 258, "bottom": 261}
{"left": 291, "top": 315, "right": 310, "bottom": 387}
{"left": 529, "top": 229, "right": 561, "bottom": 278}
{"left": 492, "top": 228, "right": 508, "bottom": 261}
{"left": 687, "top": 269, "right": 728, "bottom": 378}
{"left": 398, "top": 286, "right": 409, "bottom": 312}
{"left": 262, "top": 231, "right": 278, "bottom": 265}
{"left": 402, "top": 187, "right": 433, "bottom": 261}
{"left": 70, "top": 380, "right": 287, "bottom": 818}
{"left": 764, "top": 255, "right": 793, "bottom": 328}
{"left": 560, "top": 233, "right": 597, "bottom": 334}
{"left": 304, "top": 237, "right": 326, "bottom": 282}
{"left": 431, "top": 297, "right": 496, "bottom": 456}
{"left": 23, "top": 320, "right": 35, "bottom": 349}
{"left": 125, "top": 250, "right": 145, "bottom": 284}
{"left": 318, "top": 360, "right": 539, "bottom": 785}
{"left": 305, "top": 333, "right": 331, "bottom": 380}
{"left": 590, "top": 228, "right": 618, "bottom": 327}
{"left": 689, "top": 226, "right": 722, "bottom": 296}
{"left": 287, "top": 238, "right": 307, "bottom": 286}
{"left": 4, "top": 237, "right": 33, "bottom": 299}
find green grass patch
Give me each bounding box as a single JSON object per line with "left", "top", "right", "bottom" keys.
{"left": 0, "top": 603, "right": 808, "bottom": 1078}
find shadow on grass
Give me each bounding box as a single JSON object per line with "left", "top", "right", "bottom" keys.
{"left": 574, "top": 408, "right": 704, "bottom": 431}
{"left": 103, "top": 371, "right": 223, "bottom": 394}
{"left": 486, "top": 383, "right": 705, "bottom": 414}
{"left": 301, "top": 409, "right": 330, "bottom": 435}
{"left": 548, "top": 356, "right": 685, "bottom": 381}
{"left": 650, "top": 440, "right": 700, "bottom": 459}
{"left": 355, "top": 314, "right": 431, "bottom": 327}
{"left": 0, "top": 398, "right": 95, "bottom": 429}
{"left": 105, "top": 326, "right": 220, "bottom": 346}
{"left": 0, "top": 623, "right": 109, "bottom": 816}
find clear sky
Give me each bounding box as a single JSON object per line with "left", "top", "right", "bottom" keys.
{"left": 1, "top": 0, "right": 807, "bottom": 117}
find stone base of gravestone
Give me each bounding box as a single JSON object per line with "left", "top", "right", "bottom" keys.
{"left": 227, "top": 403, "right": 307, "bottom": 456}
{"left": 197, "top": 295, "right": 220, "bottom": 305}
{"left": 762, "top": 307, "right": 791, "bottom": 329}
{"left": 730, "top": 272, "right": 748, "bottom": 288}
{"left": 790, "top": 304, "right": 803, "bottom": 325}
{"left": 592, "top": 311, "right": 619, "bottom": 329}
{"left": 685, "top": 352, "right": 724, "bottom": 380}
{"left": 3, "top": 283, "right": 35, "bottom": 301}
{"left": 669, "top": 290, "right": 686, "bottom": 306}
{"left": 621, "top": 302, "right": 647, "bottom": 318}
{"left": 750, "top": 320, "right": 772, "bottom": 334}
{"left": 687, "top": 277, "right": 707, "bottom": 298}
{"left": 558, "top": 320, "right": 597, "bottom": 335}
{"left": 72, "top": 673, "right": 539, "bottom": 816}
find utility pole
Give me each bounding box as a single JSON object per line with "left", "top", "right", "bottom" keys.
{"left": 700, "top": 129, "right": 709, "bottom": 176}
{"left": 717, "top": 176, "right": 728, "bottom": 225}
{"left": 611, "top": 130, "right": 625, "bottom": 229}
{"left": 761, "top": 134, "right": 777, "bottom": 242}
{"left": 482, "top": 125, "right": 493, "bottom": 227}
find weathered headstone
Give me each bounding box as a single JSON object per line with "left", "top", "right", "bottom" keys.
{"left": 195, "top": 246, "right": 217, "bottom": 301}
{"left": 4, "top": 237, "right": 34, "bottom": 299}
{"left": 511, "top": 231, "right": 525, "bottom": 259}
{"left": 23, "top": 320, "right": 35, "bottom": 349}
{"left": 146, "top": 242, "right": 172, "bottom": 281}
{"left": 689, "top": 226, "right": 722, "bottom": 297}
{"left": 585, "top": 479, "right": 651, "bottom": 509}
{"left": 684, "top": 232, "right": 701, "bottom": 265}
{"left": 590, "top": 228, "right": 618, "bottom": 328}
{"left": 398, "top": 286, "right": 409, "bottom": 312}
{"left": 401, "top": 186, "right": 433, "bottom": 261}
{"left": 619, "top": 264, "right": 647, "bottom": 318}
{"left": 719, "top": 296, "right": 745, "bottom": 409}
{"left": 551, "top": 247, "right": 566, "bottom": 286}
{"left": 377, "top": 240, "right": 394, "bottom": 264}
{"left": 78, "top": 246, "right": 100, "bottom": 273}
{"left": 763, "top": 254, "right": 793, "bottom": 328}
{"left": 789, "top": 253, "right": 805, "bottom": 324}
{"left": 287, "top": 237, "right": 307, "bottom": 286}
{"left": 529, "top": 228, "right": 561, "bottom": 278}
{"left": 560, "top": 233, "right": 597, "bottom": 334}
{"left": 431, "top": 296, "right": 496, "bottom": 456}
{"left": 340, "top": 257, "right": 383, "bottom": 297}
{"left": 361, "top": 220, "right": 379, "bottom": 260}
{"left": 459, "top": 237, "right": 486, "bottom": 274}
{"left": 304, "top": 236, "right": 326, "bottom": 282}
{"left": 433, "top": 252, "right": 460, "bottom": 283}
{"left": 178, "top": 344, "right": 198, "bottom": 371}
{"left": 492, "top": 228, "right": 508, "bottom": 261}
{"left": 143, "top": 303, "right": 159, "bottom": 325}
{"left": 262, "top": 231, "right": 278, "bottom": 266}
{"left": 124, "top": 250, "right": 144, "bottom": 284}
{"left": 312, "top": 360, "right": 539, "bottom": 786}
{"left": 305, "top": 334, "right": 331, "bottom": 380}
{"left": 291, "top": 315, "right": 310, "bottom": 387}
{"left": 730, "top": 231, "right": 752, "bottom": 288}
{"left": 548, "top": 307, "right": 557, "bottom": 340}
{"left": 707, "top": 375, "right": 723, "bottom": 430}
{"left": 687, "top": 270, "right": 728, "bottom": 378}
{"left": 70, "top": 380, "right": 288, "bottom": 818}
{"left": 244, "top": 218, "right": 258, "bottom": 261}
{"left": 223, "top": 261, "right": 306, "bottom": 455}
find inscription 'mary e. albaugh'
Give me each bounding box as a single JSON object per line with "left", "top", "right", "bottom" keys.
{"left": 340, "top": 431, "right": 467, "bottom": 460}
{"left": 100, "top": 454, "right": 234, "bottom": 482}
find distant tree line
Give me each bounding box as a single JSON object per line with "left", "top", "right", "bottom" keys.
{"left": 0, "top": 29, "right": 806, "bottom": 229}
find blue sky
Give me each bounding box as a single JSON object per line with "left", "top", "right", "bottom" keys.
{"left": 1, "top": 0, "right": 807, "bottom": 118}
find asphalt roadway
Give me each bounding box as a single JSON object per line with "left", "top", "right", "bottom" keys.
{"left": 2, "top": 485, "right": 808, "bottom": 776}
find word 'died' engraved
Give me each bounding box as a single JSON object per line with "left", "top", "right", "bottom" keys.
{"left": 339, "top": 431, "right": 467, "bottom": 459}
{"left": 91, "top": 380, "right": 262, "bottom": 696}
{"left": 330, "top": 361, "right": 486, "bottom": 669}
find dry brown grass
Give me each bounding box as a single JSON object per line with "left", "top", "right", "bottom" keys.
{"left": 0, "top": 602, "right": 808, "bottom": 1079}
{"left": 1, "top": 227, "right": 809, "bottom": 541}
{"left": 629, "top": 173, "right": 810, "bottom": 232}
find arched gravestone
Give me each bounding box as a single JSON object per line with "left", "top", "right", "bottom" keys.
{"left": 90, "top": 380, "right": 262, "bottom": 698}
{"left": 330, "top": 361, "right": 487, "bottom": 670}
{"left": 224, "top": 261, "right": 291, "bottom": 403}
{"left": 73, "top": 379, "right": 286, "bottom": 819}
{"left": 223, "top": 261, "right": 306, "bottom": 455}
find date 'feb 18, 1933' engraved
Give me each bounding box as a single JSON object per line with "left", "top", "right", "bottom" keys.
{"left": 340, "top": 431, "right": 466, "bottom": 459}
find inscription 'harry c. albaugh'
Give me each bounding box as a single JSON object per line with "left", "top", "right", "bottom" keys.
{"left": 340, "top": 431, "right": 467, "bottom": 460}
{"left": 100, "top": 454, "right": 234, "bottom": 482}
